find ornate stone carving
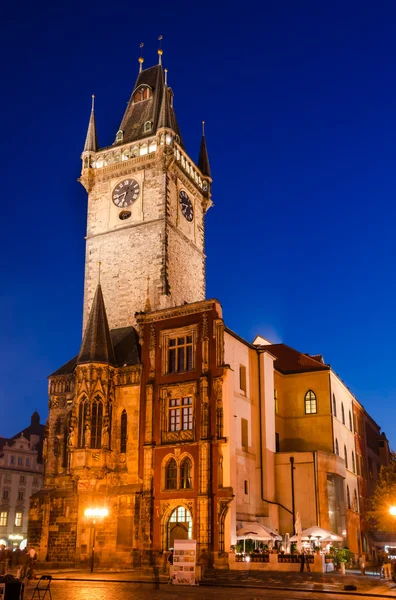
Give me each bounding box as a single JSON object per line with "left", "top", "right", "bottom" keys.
{"left": 213, "top": 377, "right": 224, "bottom": 439}
{"left": 102, "top": 416, "right": 110, "bottom": 450}
{"left": 145, "top": 384, "right": 153, "bottom": 444}
{"left": 213, "top": 319, "right": 225, "bottom": 367}
{"left": 200, "top": 377, "right": 209, "bottom": 439}
{"left": 201, "top": 314, "right": 209, "bottom": 373}
{"left": 149, "top": 324, "right": 156, "bottom": 380}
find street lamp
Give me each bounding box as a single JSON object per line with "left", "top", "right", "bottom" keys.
{"left": 389, "top": 506, "right": 396, "bottom": 517}
{"left": 84, "top": 507, "right": 109, "bottom": 573}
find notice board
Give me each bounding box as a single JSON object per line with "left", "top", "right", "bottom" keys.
{"left": 172, "top": 538, "right": 196, "bottom": 585}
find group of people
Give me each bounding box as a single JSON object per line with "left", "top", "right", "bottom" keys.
{"left": 0, "top": 544, "right": 37, "bottom": 579}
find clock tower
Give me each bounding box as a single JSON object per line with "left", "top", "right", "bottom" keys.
{"left": 80, "top": 57, "right": 212, "bottom": 331}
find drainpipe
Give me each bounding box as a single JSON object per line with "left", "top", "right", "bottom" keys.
{"left": 290, "top": 456, "right": 295, "bottom": 533}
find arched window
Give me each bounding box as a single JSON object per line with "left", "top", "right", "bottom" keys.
{"left": 77, "top": 396, "right": 89, "bottom": 448}
{"left": 120, "top": 410, "right": 127, "bottom": 454}
{"left": 165, "top": 458, "right": 177, "bottom": 490}
{"left": 332, "top": 394, "right": 337, "bottom": 417}
{"left": 167, "top": 506, "right": 192, "bottom": 549}
{"left": 335, "top": 439, "right": 339, "bottom": 455}
{"left": 347, "top": 485, "right": 351, "bottom": 509}
{"left": 341, "top": 403, "right": 345, "bottom": 425}
{"left": 354, "top": 489, "right": 358, "bottom": 511}
{"left": 349, "top": 411, "right": 353, "bottom": 432}
{"left": 352, "top": 451, "right": 355, "bottom": 473}
{"left": 344, "top": 445, "right": 348, "bottom": 469}
{"left": 304, "top": 390, "right": 317, "bottom": 414}
{"left": 180, "top": 458, "right": 192, "bottom": 489}
{"left": 91, "top": 396, "right": 103, "bottom": 449}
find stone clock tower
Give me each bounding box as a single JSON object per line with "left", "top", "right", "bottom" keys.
{"left": 80, "top": 58, "right": 212, "bottom": 330}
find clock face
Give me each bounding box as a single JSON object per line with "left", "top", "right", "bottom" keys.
{"left": 179, "top": 190, "right": 194, "bottom": 222}
{"left": 112, "top": 179, "right": 140, "bottom": 208}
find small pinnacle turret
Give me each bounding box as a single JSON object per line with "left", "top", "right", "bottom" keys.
{"left": 78, "top": 284, "right": 116, "bottom": 365}
{"left": 198, "top": 121, "right": 211, "bottom": 177}
{"left": 83, "top": 95, "right": 98, "bottom": 152}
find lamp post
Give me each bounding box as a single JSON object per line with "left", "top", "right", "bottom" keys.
{"left": 84, "top": 507, "right": 109, "bottom": 573}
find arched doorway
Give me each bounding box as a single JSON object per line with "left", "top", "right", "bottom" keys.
{"left": 167, "top": 506, "right": 192, "bottom": 549}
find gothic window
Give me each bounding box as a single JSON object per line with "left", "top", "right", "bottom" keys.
{"left": 304, "top": 390, "right": 317, "bottom": 414}
{"left": 352, "top": 451, "right": 355, "bottom": 473}
{"left": 133, "top": 86, "right": 152, "bottom": 103}
{"left": 344, "top": 445, "right": 348, "bottom": 469}
{"left": 91, "top": 396, "right": 103, "bottom": 449}
{"left": 341, "top": 403, "right": 345, "bottom": 425}
{"left": 349, "top": 410, "right": 353, "bottom": 432}
{"left": 180, "top": 457, "right": 192, "bottom": 489}
{"left": 120, "top": 410, "right": 127, "bottom": 454}
{"left": 168, "top": 397, "right": 193, "bottom": 432}
{"left": 335, "top": 439, "right": 339, "bottom": 455}
{"left": 165, "top": 458, "right": 177, "bottom": 490}
{"left": 332, "top": 394, "right": 337, "bottom": 417}
{"left": 168, "top": 506, "right": 192, "bottom": 548}
{"left": 168, "top": 336, "right": 193, "bottom": 373}
{"left": 346, "top": 485, "right": 351, "bottom": 510}
{"left": 77, "top": 397, "right": 89, "bottom": 448}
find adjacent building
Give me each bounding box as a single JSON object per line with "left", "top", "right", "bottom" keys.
{"left": 0, "top": 413, "right": 45, "bottom": 549}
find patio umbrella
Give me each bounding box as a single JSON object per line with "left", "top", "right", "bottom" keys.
{"left": 289, "top": 526, "right": 342, "bottom": 542}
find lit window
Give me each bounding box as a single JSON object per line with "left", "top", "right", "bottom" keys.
{"left": 341, "top": 403, "right": 345, "bottom": 425}
{"left": 168, "top": 397, "right": 193, "bottom": 432}
{"left": 344, "top": 445, "right": 348, "bottom": 469}
{"left": 120, "top": 410, "right": 127, "bottom": 454}
{"left": 149, "top": 140, "right": 157, "bottom": 153}
{"left": 332, "top": 394, "right": 337, "bottom": 417}
{"left": 335, "top": 439, "right": 339, "bottom": 455}
{"left": 0, "top": 512, "right": 7, "bottom": 527}
{"left": 241, "top": 418, "right": 248, "bottom": 451}
{"left": 140, "top": 143, "right": 148, "bottom": 156}
{"left": 18, "top": 491, "right": 24, "bottom": 501}
{"left": 304, "top": 390, "right": 317, "bottom": 414}
{"left": 180, "top": 458, "right": 192, "bottom": 489}
{"left": 15, "top": 512, "right": 22, "bottom": 527}
{"left": 239, "top": 365, "right": 247, "bottom": 393}
{"left": 115, "top": 130, "right": 124, "bottom": 143}
{"left": 168, "top": 336, "right": 193, "bottom": 373}
{"left": 165, "top": 458, "right": 177, "bottom": 490}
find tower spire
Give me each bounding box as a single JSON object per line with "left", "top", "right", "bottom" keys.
{"left": 198, "top": 120, "right": 211, "bottom": 177}
{"left": 78, "top": 284, "right": 116, "bottom": 365}
{"left": 158, "top": 34, "right": 163, "bottom": 65}
{"left": 139, "top": 42, "right": 144, "bottom": 73}
{"left": 83, "top": 94, "right": 98, "bottom": 152}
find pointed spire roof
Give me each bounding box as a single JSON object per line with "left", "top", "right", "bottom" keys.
{"left": 198, "top": 122, "right": 211, "bottom": 177}
{"left": 77, "top": 284, "right": 116, "bottom": 365}
{"left": 157, "top": 73, "right": 172, "bottom": 130}
{"left": 83, "top": 95, "right": 98, "bottom": 152}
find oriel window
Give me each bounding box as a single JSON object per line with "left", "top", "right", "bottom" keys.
{"left": 168, "top": 336, "right": 193, "bottom": 373}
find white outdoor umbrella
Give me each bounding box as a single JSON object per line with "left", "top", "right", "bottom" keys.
{"left": 289, "top": 526, "right": 342, "bottom": 542}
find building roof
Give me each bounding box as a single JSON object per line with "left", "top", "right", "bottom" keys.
{"left": 198, "top": 132, "right": 211, "bottom": 177}
{"left": 1, "top": 412, "right": 45, "bottom": 463}
{"left": 77, "top": 284, "right": 116, "bottom": 366}
{"left": 50, "top": 326, "right": 141, "bottom": 377}
{"left": 266, "top": 343, "right": 330, "bottom": 375}
{"left": 114, "top": 64, "right": 183, "bottom": 147}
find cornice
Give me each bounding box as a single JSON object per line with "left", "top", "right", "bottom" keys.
{"left": 136, "top": 299, "right": 221, "bottom": 325}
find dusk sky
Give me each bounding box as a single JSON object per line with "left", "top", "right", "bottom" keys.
{"left": 1, "top": 1, "right": 396, "bottom": 446}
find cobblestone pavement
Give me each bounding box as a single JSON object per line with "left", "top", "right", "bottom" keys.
{"left": 20, "top": 580, "right": 396, "bottom": 600}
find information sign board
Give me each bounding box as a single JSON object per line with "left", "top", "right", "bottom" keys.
{"left": 172, "top": 538, "right": 196, "bottom": 585}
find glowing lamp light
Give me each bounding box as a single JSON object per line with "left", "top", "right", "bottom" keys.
{"left": 245, "top": 555, "right": 250, "bottom": 562}
{"left": 389, "top": 506, "right": 396, "bottom": 516}
{"left": 84, "top": 508, "right": 109, "bottom": 519}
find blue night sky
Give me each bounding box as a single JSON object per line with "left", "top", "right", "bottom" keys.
{"left": 1, "top": 1, "right": 396, "bottom": 445}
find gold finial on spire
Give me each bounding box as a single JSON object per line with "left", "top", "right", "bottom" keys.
{"left": 164, "top": 68, "right": 168, "bottom": 85}
{"left": 158, "top": 34, "right": 163, "bottom": 65}
{"left": 145, "top": 274, "right": 151, "bottom": 312}
{"left": 91, "top": 94, "right": 95, "bottom": 112}
{"left": 202, "top": 120, "right": 205, "bottom": 136}
{"left": 139, "top": 42, "right": 144, "bottom": 73}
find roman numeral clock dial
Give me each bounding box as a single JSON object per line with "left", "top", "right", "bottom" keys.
{"left": 179, "top": 190, "right": 194, "bottom": 222}
{"left": 112, "top": 179, "right": 140, "bottom": 208}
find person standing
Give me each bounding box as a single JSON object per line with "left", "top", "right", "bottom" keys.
{"left": 167, "top": 549, "right": 174, "bottom": 583}
{"left": 300, "top": 549, "right": 311, "bottom": 573}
